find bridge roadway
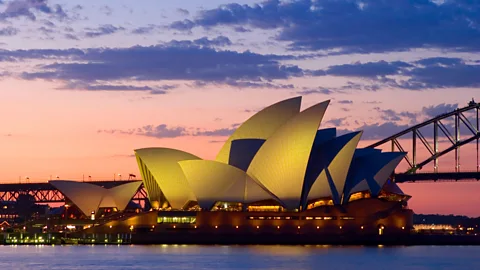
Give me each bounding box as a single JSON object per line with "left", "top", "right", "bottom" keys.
{"left": 394, "top": 172, "right": 480, "bottom": 183}
{"left": 0, "top": 171, "right": 479, "bottom": 203}
{"left": 0, "top": 180, "right": 146, "bottom": 203}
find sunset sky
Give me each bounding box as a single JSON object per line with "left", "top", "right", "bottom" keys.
{"left": 0, "top": 0, "right": 479, "bottom": 216}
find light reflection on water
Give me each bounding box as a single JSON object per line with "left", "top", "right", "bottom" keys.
{"left": 0, "top": 245, "right": 479, "bottom": 270}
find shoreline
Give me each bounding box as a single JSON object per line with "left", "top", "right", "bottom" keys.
{"left": 3, "top": 233, "right": 480, "bottom": 246}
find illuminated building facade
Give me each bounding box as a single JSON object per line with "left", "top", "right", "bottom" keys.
{"left": 120, "top": 96, "right": 413, "bottom": 236}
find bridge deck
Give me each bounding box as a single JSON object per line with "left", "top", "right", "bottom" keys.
{"left": 395, "top": 172, "right": 480, "bottom": 183}
{"left": 0, "top": 180, "right": 140, "bottom": 192}
{"left": 0, "top": 180, "right": 145, "bottom": 203}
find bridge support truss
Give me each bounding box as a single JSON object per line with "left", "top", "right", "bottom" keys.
{"left": 0, "top": 181, "right": 148, "bottom": 204}
{"left": 368, "top": 102, "right": 480, "bottom": 182}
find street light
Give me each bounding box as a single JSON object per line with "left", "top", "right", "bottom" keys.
{"left": 25, "top": 176, "right": 29, "bottom": 183}
{"left": 64, "top": 204, "right": 70, "bottom": 220}
{"left": 118, "top": 174, "right": 122, "bottom": 180}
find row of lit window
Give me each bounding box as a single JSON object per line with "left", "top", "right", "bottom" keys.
{"left": 247, "top": 216, "right": 354, "bottom": 220}
{"left": 157, "top": 217, "right": 196, "bottom": 224}
{"left": 248, "top": 216, "right": 299, "bottom": 220}
{"left": 163, "top": 225, "right": 405, "bottom": 231}
{"left": 0, "top": 215, "right": 18, "bottom": 219}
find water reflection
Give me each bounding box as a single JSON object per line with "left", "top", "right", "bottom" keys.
{"left": 0, "top": 245, "right": 478, "bottom": 270}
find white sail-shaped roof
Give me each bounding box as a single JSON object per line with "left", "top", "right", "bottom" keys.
{"left": 51, "top": 181, "right": 105, "bottom": 216}
{"left": 136, "top": 154, "right": 163, "bottom": 208}
{"left": 109, "top": 181, "right": 143, "bottom": 210}
{"left": 370, "top": 152, "right": 405, "bottom": 195}
{"left": 307, "top": 131, "right": 362, "bottom": 204}
{"left": 50, "top": 180, "right": 141, "bottom": 216}
{"left": 215, "top": 96, "right": 302, "bottom": 164}
{"left": 179, "top": 160, "right": 276, "bottom": 210}
{"left": 247, "top": 100, "right": 330, "bottom": 210}
{"left": 344, "top": 152, "right": 406, "bottom": 202}
{"left": 135, "top": 148, "right": 201, "bottom": 209}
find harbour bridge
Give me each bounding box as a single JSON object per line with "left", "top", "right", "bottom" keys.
{"left": 0, "top": 101, "right": 478, "bottom": 204}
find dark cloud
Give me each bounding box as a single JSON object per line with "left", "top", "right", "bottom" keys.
{"left": 164, "top": 36, "right": 232, "bottom": 47}
{"left": 64, "top": 33, "right": 78, "bottom": 40}
{"left": 37, "top": 26, "right": 54, "bottom": 35}
{"left": 415, "top": 57, "right": 464, "bottom": 67}
{"left": 0, "top": 26, "right": 18, "bottom": 36}
{"left": 325, "top": 61, "right": 411, "bottom": 78}
{"left": 100, "top": 5, "right": 113, "bottom": 16}
{"left": 337, "top": 100, "right": 353, "bottom": 105}
{"left": 338, "top": 122, "right": 410, "bottom": 140}
{"left": 3, "top": 37, "right": 477, "bottom": 92}
{"left": 43, "top": 20, "right": 55, "bottom": 27}
{"left": 363, "top": 101, "right": 382, "bottom": 104}
{"left": 340, "top": 102, "right": 468, "bottom": 140}
{"left": 320, "top": 58, "right": 480, "bottom": 90}
{"left": 16, "top": 44, "right": 303, "bottom": 87}
{"left": 0, "top": 71, "right": 11, "bottom": 77}
{"left": 174, "top": 0, "right": 480, "bottom": 54}
{"left": 297, "top": 87, "right": 334, "bottom": 95}
{"left": 325, "top": 117, "right": 347, "bottom": 126}
{"left": 339, "top": 82, "right": 382, "bottom": 91}
{"left": 234, "top": 26, "right": 251, "bottom": 33}
{"left": 0, "top": 0, "right": 69, "bottom": 21}
{"left": 84, "top": 24, "right": 124, "bottom": 38}
{"left": 0, "top": 47, "right": 85, "bottom": 61}
{"left": 421, "top": 103, "right": 459, "bottom": 118}
{"left": 194, "top": 128, "right": 235, "bottom": 137}
{"left": 99, "top": 125, "right": 187, "bottom": 138}
{"left": 400, "top": 61, "right": 480, "bottom": 89}
{"left": 60, "top": 81, "right": 177, "bottom": 95}
{"left": 131, "top": 24, "right": 159, "bottom": 35}
{"left": 373, "top": 107, "right": 418, "bottom": 123}
{"left": 177, "top": 8, "right": 189, "bottom": 16}
{"left": 169, "top": 19, "right": 195, "bottom": 31}
{"left": 205, "top": 80, "right": 294, "bottom": 89}
{"left": 100, "top": 124, "right": 236, "bottom": 139}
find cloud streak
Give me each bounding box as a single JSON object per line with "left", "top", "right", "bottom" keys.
{"left": 170, "top": 0, "right": 480, "bottom": 54}
{"left": 0, "top": 0, "right": 69, "bottom": 21}
{"left": 15, "top": 44, "right": 303, "bottom": 88}
{"left": 99, "top": 124, "right": 236, "bottom": 139}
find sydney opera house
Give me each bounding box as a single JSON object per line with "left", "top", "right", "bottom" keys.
{"left": 50, "top": 97, "right": 413, "bottom": 242}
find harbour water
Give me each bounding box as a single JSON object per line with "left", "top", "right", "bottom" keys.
{"left": 0, "top": 245, "right": 479, "bottom": 269}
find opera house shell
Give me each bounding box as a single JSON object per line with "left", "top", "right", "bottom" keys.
{"left": 129, "top": 96, "right": 413, "bottom": 236}
{"left": 50, "top": 180, "right": 142, "bottom": 218}
{"left": 45, "top": 96, "right": 413, "bottom": 242}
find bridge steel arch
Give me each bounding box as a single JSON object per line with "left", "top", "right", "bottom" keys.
{"left": 367, "top": 102, "right": 480, "bottom": 182}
